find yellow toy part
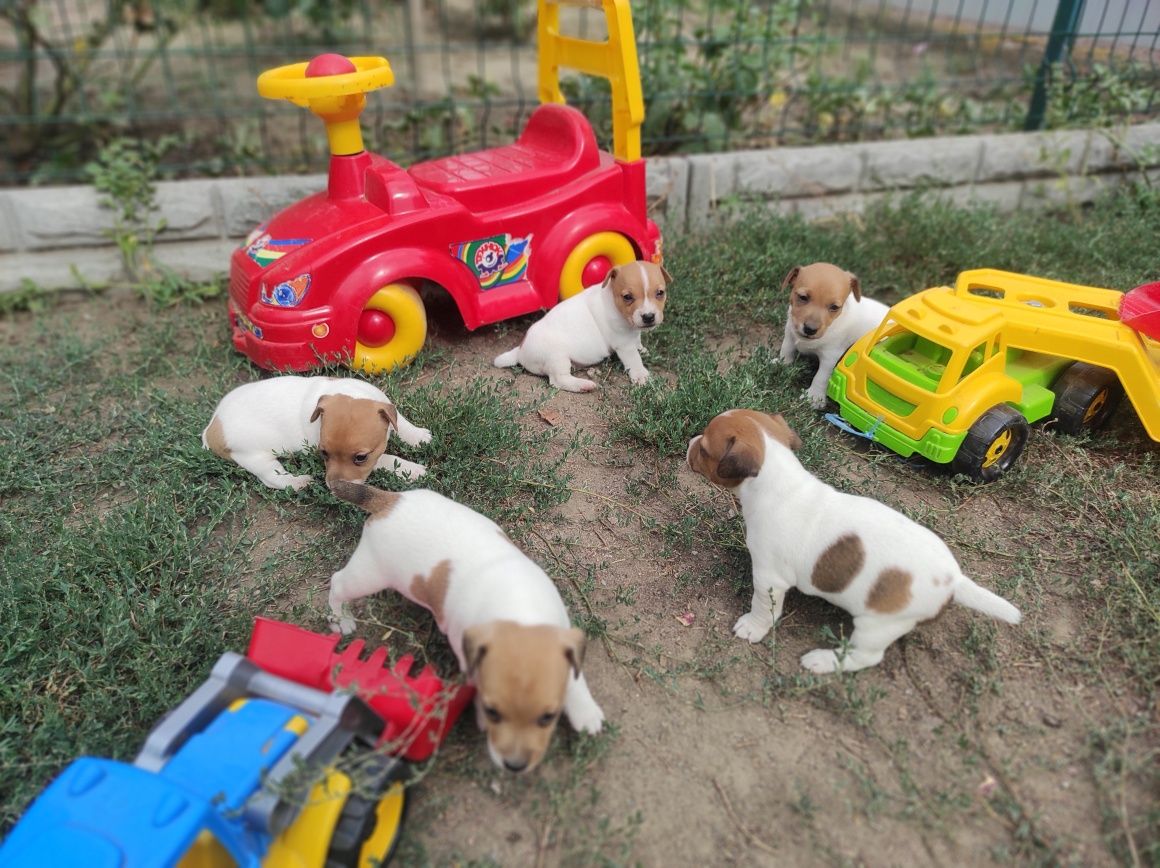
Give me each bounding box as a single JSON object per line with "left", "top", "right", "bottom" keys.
{"left": 353, "top": 283, "right": 429, "bottom": 374}
{"left": 954, "top": 269, "right": 1160, "bottom": 441}
{"left": 266, "top": 772, "right": 353, "bottom": 868}
{"left": 257, "top": 56, "right": 394, "bottom": 156}
{"left": 559, "top": 231, "right": 637, "bottom": 299}
{"left": 537, "top": 0, "right": 645, "bottom": 162}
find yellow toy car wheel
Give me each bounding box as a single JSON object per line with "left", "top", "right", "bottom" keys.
{"left": 559, "top": 232, "right": 637, "bottom": 300}
{"left": 326, "top": 781, "right": 407, "bottom": 867}
{"left": 952, "top": 405, "right": 1029, "bottom": 483}
{"left": 353, "top": 283, "right": 427, "bottom": 374}
{"left": 1051, "top": 362, "right": 1124, "bottom": 435}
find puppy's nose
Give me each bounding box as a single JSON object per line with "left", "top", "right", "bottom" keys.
{"left": 503, "top": 758, "right": 528, "bottom": 773}
{"left": 802, "top": 323, "right": 818, "bottom": 336}
{"left": 641, "top": 312, "right": 656, "bottom": 326}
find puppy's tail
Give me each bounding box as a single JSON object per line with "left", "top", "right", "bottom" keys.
{"left": 493, "top": 347, "right": 520, "bottom": 368}
{"left": 952, "top": 575, "right": 1021, "bottom": 624}
{"left": 329, "top": 480, "right": 401, "bottom": 515}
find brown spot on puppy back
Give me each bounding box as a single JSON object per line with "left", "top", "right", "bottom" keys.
{"left": 811, "top": 534, "right": 865, "bottom": 593}
{"left": 867, "top": 567, "right": 914, "bottom": 613}
{"left": 410, "top": 560, "right": 451, "bottom": 625}
{"left": 203, "top": 417, "right": 231, "bottom": 459}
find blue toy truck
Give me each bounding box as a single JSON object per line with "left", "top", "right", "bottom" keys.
{"left": 0, "top": 652, "right": 408, "bottom": 867}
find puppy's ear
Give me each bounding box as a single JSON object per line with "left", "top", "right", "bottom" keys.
{"left": 603, "top": 266, "right": 619, "bottom": 288}
{"left": 781, "top": 266, "right": 801, "bottom": 292}
{"left": 716, "top": 436, "right": 760, "bottom": 481}
{"left": 561, "top": 627, "right": 587, "bottom": 678}
{"left": 462, "top": 623, "right": 492, "bottom": 679}
{"left": 659, "top": 265, "right": 674, "bottom": 286}
{"left": 377, "top": 401, "right": 398, "bottom": 433}
{"left": 309, "top": 394, "right": 331, "bottom": 423}
{"left": 849, "top": 273, "right": 862, "bottom": 303}
{"left": 769, "top": 413, "right": 804, "bottom": 451}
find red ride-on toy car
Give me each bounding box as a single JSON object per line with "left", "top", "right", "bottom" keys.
{"left": 228, "top": 0, "right": 661, "bottom": 374}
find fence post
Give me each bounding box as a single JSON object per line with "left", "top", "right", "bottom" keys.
{"left": 1024, "top": 0, "right": 1087, "bottom": 130}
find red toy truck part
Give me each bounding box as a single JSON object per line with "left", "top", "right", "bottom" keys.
{"left": 1121, "top": 281, "right": 1160, "bottom": 341}
{"left": 246, "top": 617, "right": 473, "bottom": 762}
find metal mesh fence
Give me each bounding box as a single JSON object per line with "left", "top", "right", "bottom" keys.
{"left": 1, "top": 0, "right": 1157, "bottom": 186}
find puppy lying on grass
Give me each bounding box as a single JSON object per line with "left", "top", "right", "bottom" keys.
{"left": 778, "top": 262, "right": 889, "bottom": 409}
{"left": 687, "top": 409, "right": 1021, "bottom": 673}
{"left": 327, "top": 480, "right": 605, "bottom": 773}
{"left": 202, "top": 375, "right": 430, "bottom": 490}
{"left": 494, "top": 261, "right": 671, "bottom": 392}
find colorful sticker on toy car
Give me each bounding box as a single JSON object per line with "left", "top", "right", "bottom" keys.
{"left": 234, "top": 308, "right": 264, "bottom": 340}
{"left": 452, "top": 233, "right": 532, "bottom": 290}
{"left": 245, "top": 232, "right": 311, "bottom": 268}
{"left": 260, "top": 273, "right": 311, "bottom": 308}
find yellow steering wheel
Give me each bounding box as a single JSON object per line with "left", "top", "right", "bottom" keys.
{"left": 257, "top": 55, "right": 393, "bottom": 155}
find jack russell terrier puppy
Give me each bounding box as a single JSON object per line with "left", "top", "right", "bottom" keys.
{"left": 494, "top": 261, "right": 671, "bottom": 392}
{"left": 778, "top": 262, "right": 889, "bottom": 409}
{"left": 202, "top": 376, "right": 430, "bottom": 490}
{"left": 327, "top": 481, "right": 605, "bottom": 773}
{"left": 687, "top": 409, "right": 1021, "bottom": 673}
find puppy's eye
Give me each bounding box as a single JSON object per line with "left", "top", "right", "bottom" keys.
{"left": 796, "top": 293, "right": 809, "bottom": 303}
{"left": 655, "top": 289, "right": 665, "bottom": 299}
{"left": 622, "top": 295, "right": 634, "bottom": 304}
{"left": 353, "top": 453, "right": 369, "bottom": 465}
{"left": 536, "top": 711, "right": 558, "bottom": 728}
{"left": 483, "top": 705, "right": 502, "bottom": 724}
{"left": 319, "top": 450, "right": 330, "bottom": 460}
{"left": 828, "top": 304, "right": 840, "bottom": 312}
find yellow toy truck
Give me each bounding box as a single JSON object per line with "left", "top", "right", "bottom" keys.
{"left": 826, "top": 269, "right": 1160, "bottom": 482}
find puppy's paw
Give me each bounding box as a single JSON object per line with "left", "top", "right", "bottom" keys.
{"left": 569, "top": 704, "right": 606, "bottom": 735}
{"left": 629, "top": 369, "right": 650, "bottom": 386}
{"left": 284, "top": 474, "right": 314, "bottom": 491}
{"left": 330, "top": 616, "right": 356, "bottom": 636}
{"left": 732, "top": 612, "right": 772, "bottom": 643}
{"left": 800, "top": 648, "right": 840, "bottom": 674}
{"left": 807, "top": 390, "right": 828, "bottom": 410}
{"left": 778, "top": 350, "right": 797, "bottom": 365}
{"left": 411, "top": 427, "right": 433, "bottom": 446}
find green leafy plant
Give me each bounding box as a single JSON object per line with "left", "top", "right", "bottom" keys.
{"left": 86, "top": 136, "right": 223, "bottom": 304}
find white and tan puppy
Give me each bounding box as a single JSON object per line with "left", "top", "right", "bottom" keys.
{"left": 687, "top": 409, "right": 1021, "bottom": 673}
{"left": 202, "top": 376, "right": 430, "bottom": 490}
{"left": 778, "top": 262, "right": 889, "bottom": 409}
{"left": 494, "top": 261, "right": 671, "bottom": 392}
{"left": 327, "top": 481, "right": 605, "bottom": 773}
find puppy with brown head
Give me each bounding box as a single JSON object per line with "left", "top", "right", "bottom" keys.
{"left": 777, "top": 262, "right": 889, "bottom": 409}
{"left": 328, "top": 482, "right": 605, "bottom": 773}
{"left": 202, "top": 376, "right": 430, "bottom": 490}
{"left": 463, "top": 621, "right": 587, "bottom": 772}
{"left": 688, "top": 409, "right": 1020, "bottom": 673}
{"left": 494, "top": 260, "right": 672, "bottom": 391}
{"left": 311, "top": 393, "right": 400, "bottom": 486}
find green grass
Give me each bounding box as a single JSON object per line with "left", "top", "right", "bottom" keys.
{"left": 2, "top": 181, "right": 1158, "bottom": 862}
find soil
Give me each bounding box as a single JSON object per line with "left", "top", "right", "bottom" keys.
{"left": 9, "top": 291, "right": 1154, "bottom": 866}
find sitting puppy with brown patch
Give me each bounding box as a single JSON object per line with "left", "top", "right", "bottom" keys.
{"left": 778, "top": 262, "right": 889, "bottom": 409}
{"left": 202, "top": 376, "right": 430, "bottom": 490}
{"left": 687, "top": 409, "right": 1021, "bottom": 673}
{"left": 327, "top": 481, "right": 605, "bottom": 773}
{"left": 494, "top": 261, "right": 670, "bottom": 392}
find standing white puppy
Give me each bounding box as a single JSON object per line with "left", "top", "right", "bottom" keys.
{"left": 202, "top": 376, "right": 430, "bottom": 490}
{"left": 778, "top": 262, "right": 889, "bottom": 409}
{"left": 494, "top": 261, "right": 671, "bottom": 392}
{"left": 327, "top": 481, "right": 605, "bottom": 773}
{"left": 687, "top": 409, "right": 1021, "bottom": 673}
